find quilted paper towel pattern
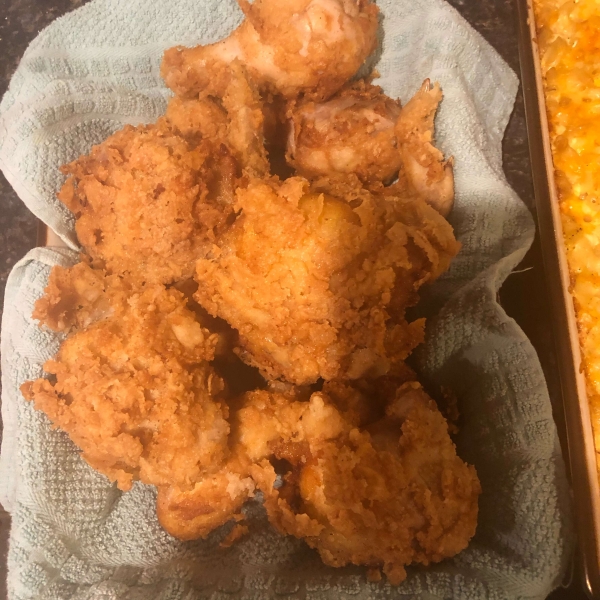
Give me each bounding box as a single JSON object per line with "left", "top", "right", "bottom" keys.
{"left": 0, "top": 0, "right": 574, "bottom": 598}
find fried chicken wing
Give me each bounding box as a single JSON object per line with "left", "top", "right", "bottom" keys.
{"left": 161, "top": 0, "right": 379, "bottom": 101}
{"left": 243, "top": 382, "right": 480, "bottom": 585}
{"left": 288, "top": 79, "right": 455, "bottom": 215}
{"left": 194, "top": 176, "right": 459, "bottom": 384}
{"left": 21, "top": 265, "right": 229, "bottom": 492}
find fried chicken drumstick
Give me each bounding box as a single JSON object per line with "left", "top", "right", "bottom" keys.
{"left": 161, "top": 0, "right": 379, "bottom": 101}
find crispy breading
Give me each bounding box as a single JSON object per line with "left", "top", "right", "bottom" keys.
{"left": 242, "top": 383, "right": 480, "bottom": 585}
{"left": 288, "top": 80, "right": 403, "bottom": 185}
{"left": 57, "top": 60, "right": 274, "bottom": 288}
{"left": 57, "top": 119, "right": 237, "bottom": 285}
{"left": 161, "top": 0, "right": 379, "bottom": 101}
{"left": 166, "top": 61, "right": 270, "bottom": 176}
{"left": 288, "top": 79, "right": 455, "bottom": 216}
{"left": 394, "top": 80, "right": 455, "bottom": 216}
{"left": 22, "top": 267, "right": 229, "bottom": 491}
{"left": 194, "top": 176, "right": 459, "bottom": 384}
{"left": 156, "top": 456, "right": 255, "bottom": 541}
{"left": 31, "top": 260, "right": 116, "bottom": 332}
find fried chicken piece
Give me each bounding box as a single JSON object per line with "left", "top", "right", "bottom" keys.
{"left": 31, "top": 260, "right": 115, "bottom": 332}
{"left": 155, "top": 383, "right": 313, "bottom": 541}
{"left": 394, "top": 80, "right": 455, "bottom": 216}
{"left": 58, "top": 118, "right": 238, "bottom": 285}
{"left": 288, "top": 79, "right": 455, "bottom": 215}
{"left": 288, "top": 80, "right": 402, "bottom": 185}
{"left": 195, "top": 176, "right": 459, "bottom": 384}
{"left": 161, "top": 0, "right": 379, "bottom": 101}
{"left": 29, "top": 262, "right": 254, "bottom": 535}
{"left": 245, "top": 382, "right": 481, "bottom": 585}
{"left": 156, "top": 453, "right": 255, "bottom": 541}
{"left": 21, "top": 268, "right": 229, "bottom": 492}
{"left": 57, "top": 62, "right": 268, "bottom": 288}
{"left": 164, "top": 60, "right": 270, "bottom": 177}
{"left": 32, "top": 263, "right": 235, "bottom": 370}
{"left": 156, "top": 386, "right": 345, "bottom": 541}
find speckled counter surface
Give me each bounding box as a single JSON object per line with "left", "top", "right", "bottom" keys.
{"left": 0, "top": 1, "right": 582, "bottom": 598}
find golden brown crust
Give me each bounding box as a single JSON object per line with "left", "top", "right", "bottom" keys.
{"left": 194, "top": 176, "right": 459, "bottom": 384}
{"left": 160, "top": 0, "right": 379, "bottom": 101}
{"left": 394, "top": 80, "right": 455, "bottom": 216}
{"left": 156, "top": 460, "right": 254, "bottom": 541}
{"left": 22, "top": 268, "right": 228, "bottom": 491}
{"left": 32, "top": 260, "right": 113, "bottom": 332}
{"left": 288, "top": 81, "right": 403, "bottom": 185}
{"left": 57, "top": 119, "right": 237, "bottom": 285}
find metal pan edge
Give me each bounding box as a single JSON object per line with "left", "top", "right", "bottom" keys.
{"left": 515, "top": 0, "right": 600, "bottom": 596}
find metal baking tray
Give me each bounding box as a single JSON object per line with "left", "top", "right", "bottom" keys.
{"left": 516, "top": 0, "right": 600, "bottom": 596}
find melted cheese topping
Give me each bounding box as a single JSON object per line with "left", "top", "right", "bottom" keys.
{"left": 533, "top": 0, "right": 600, "bottom": 459}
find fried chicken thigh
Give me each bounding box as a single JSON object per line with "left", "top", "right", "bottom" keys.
{"left": 194, "top": 176, "right": 459, "bottom": 384}
{"left": 21, "top": 263, "right": 229, "bottom": 492}
{"left": 236, "top": 382, "right": 480, "bottom": 584}
{"left": 57, "top": 118, "right": 240, "bottom": 285}
{"left": 161, "top": 0, "right": 379, "bottom": 101}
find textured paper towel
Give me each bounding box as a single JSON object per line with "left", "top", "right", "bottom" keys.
{"left": 0, "top": 0, "right": 574, "bottom": 598}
